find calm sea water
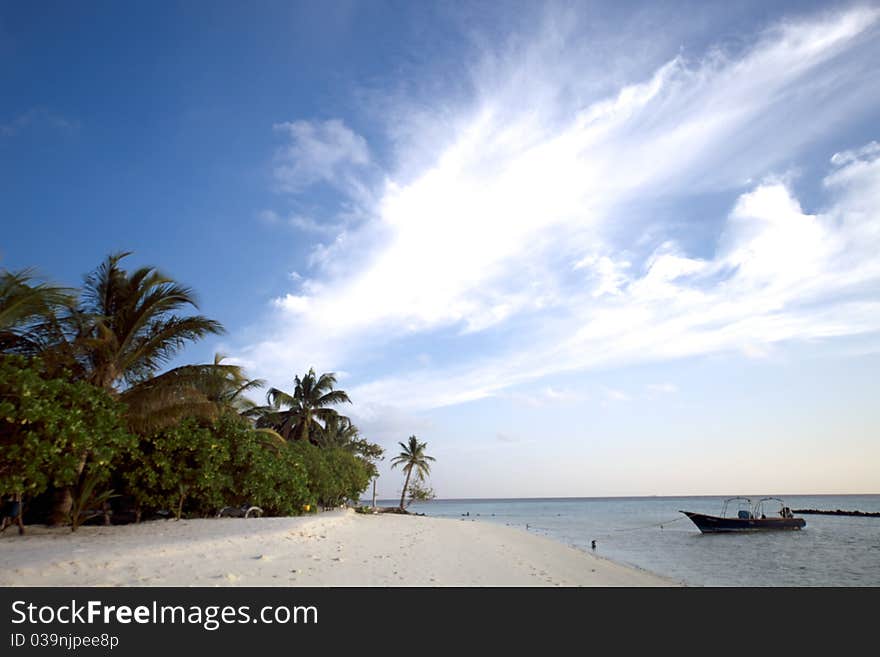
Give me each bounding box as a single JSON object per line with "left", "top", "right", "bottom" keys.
{"left": 400, "top": 495, "right": 880, "bottom": 586}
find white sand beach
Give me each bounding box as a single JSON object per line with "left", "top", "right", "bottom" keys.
{"left": 0, "top": 510, "right": 676, "bottom": 586}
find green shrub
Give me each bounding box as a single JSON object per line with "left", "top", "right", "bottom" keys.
{"left": 0, "top": 356, "right": 134, "bottom": 501}
{"left": 123, "top": 418, "right": 231, "bottom": 519}
{"left": 288, "top": 441, "right": 371, "bottom": 508}
{"left": 219, "top": 416, "right": 310, "bottom": 515}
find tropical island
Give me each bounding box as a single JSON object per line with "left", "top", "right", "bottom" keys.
{"left": 0, "top": 254, "right": 671, "bottom": 587}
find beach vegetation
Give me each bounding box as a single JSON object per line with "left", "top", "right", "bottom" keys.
{"left": 405, "top": 475, "right": 436, "bottom": 506}
{"left": 123, "top": 418, "right": 231, "bottom": 520}
{"left": 0, "top": 269, "right": 73, "bottom": 358}
{"left": 391, "top": 435, "right": 435, "bottom": 510}
{"left": 221, "top": 415, "right": 310, "bottom": 516}
{"left": 256, "top": 368, "right": 351, "bottom": 443}
{"left": 0, "top": 355, "right": 134, "bottom": 505}
{"left": 1, "top": 254, "right": 396, "bottom": 529}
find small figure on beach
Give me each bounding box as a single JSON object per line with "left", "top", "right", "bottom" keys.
{"left": 0, "top": 493, "right": 25, "bottom": 535}
{"left": 591, "top": 540, "right": 596, "bottom": 550}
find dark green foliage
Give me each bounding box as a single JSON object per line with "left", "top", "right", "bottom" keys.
{"left": 2, "top": 253, "right": 396, "bottom": 527}
{"left": 218, "top": 416, "right": 310, "bottom": 516}
{"left": 288, "top": 441, "right": 372, "bottom": 508}
{"left": 123, "top": 418, "right": 231, "bottom": 520}
{"left": 0, "top": 356, "right": 134, "bottom": 499}
{"left": 69, "top": 469, "right": 118, "bottom": 532}
{"left": 257, "top": 369, "right": 351, "bottom": 443}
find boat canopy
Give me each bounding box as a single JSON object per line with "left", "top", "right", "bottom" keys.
{"left": 720, "top": 497, "right": 753, "bottom": 518}
{"left": 754, "top": 497, "right": 792, "bottom": 518}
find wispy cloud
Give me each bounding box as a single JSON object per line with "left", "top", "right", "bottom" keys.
{"left": 603, "top": 388, "right": 631, "bottom": 404}
{"left": 1, "top": 108, "right": 77, "bottom": 137}
{"left": 229, "top": 6, "right": 880, "bottom": 413}
{"left": 646, "top": 383, "right": 678, "bottom": 395}
{"left": 272, "top": 119, "right": 370, "bottom": 192}
{"left": 503, "top": 386, "right": 586, "bottom": 408}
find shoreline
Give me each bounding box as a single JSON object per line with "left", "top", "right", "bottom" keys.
{"left": 0, "top": 510, "right": 678, "bottom": 587}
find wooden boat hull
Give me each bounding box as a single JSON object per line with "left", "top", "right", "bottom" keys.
{"left": 680, "top": 511, "right": 805, "bottom": 533}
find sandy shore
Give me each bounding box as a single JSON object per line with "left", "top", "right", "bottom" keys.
{"left": 0, "top": 510, "right": 676, "bottom": 586}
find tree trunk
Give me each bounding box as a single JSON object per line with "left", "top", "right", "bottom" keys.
{"left": 48, "top": 450, "right": 89, "bottom": 526}
{"left": 48, "top": 488, "right": 74, "bottom": 526}
{"left": 176, "top": 486, "right": 186, "bottom": 520}
{"left": 399, "top": 468, "right": 412, "bottom": 510}
{"left": 371, "top": 477, "right": 377, "bottom": 510}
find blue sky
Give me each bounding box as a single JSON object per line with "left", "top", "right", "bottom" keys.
{"left": 3, "top": 1, "right": 879, "bottom": 497}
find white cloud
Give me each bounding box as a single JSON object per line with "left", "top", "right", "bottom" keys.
{"left": 347, "top": 152, "right": 880, "bottom": 411}
{"left": 272, "top": 119, "right": 370, "bottom": 193}
{"left": 231, "top": 6, "right": 880, "bottom": 411}
{"left": 830, "top": 141, "right": 880, "bottom": 167}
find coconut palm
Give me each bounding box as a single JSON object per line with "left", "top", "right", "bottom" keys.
{"left": 315, "top": 415, "right": 361, "bottom": 450}
{"left": 0, "top": 268, "right": 73, "bottom": 355}
{"left": 390, "top": 435, "right": 435, "bottom": 510}
{"left": 189, "top": 353, "right": 264, "bottom": 415}
{"left": 119, "top": 358, "right": 261, "bottom": 432}
{"left": 79, "top": 252, "right": 224, "bottom": 391}
{"left": 49, "top": 253, "right": 224, "bottom": 522}
{"left": 259, "top": 368, "right": 351, "bottom": 443}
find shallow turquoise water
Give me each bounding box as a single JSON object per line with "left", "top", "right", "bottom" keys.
{"left": 401, "top": 495, "right": 880, "bottom": 586}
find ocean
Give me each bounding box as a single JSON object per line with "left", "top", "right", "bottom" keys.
{"left": 400, "top": 495, "right": 880, "bottom": 586}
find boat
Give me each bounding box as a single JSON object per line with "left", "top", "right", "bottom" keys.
{"left": 680, "top": 497, "right": 806, "bottom": 533}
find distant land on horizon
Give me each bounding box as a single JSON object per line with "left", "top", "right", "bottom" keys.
{"left": 369, "top": 492, "right": 880, "bottom": 504}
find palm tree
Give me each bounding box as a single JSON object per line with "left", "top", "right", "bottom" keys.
{"left": 79, "top": 252, "right": 224, "bottom": 391}
{"left": 49, "top": 252, "right": 225, "bottom": 522}
{"left": 0, "top": 268, "right": 73, "bottom": 355}
{"left": 315, "top": 414, "right": 360, "bottom": 450}
{"left": 390, "top": 435, "right": 435, "bottom": 510}
{"left": 259, "top": 368, "right": 351, "bottom": 443}
{"left": 119, "top": 356, "right": 263, "bottom": 433}
{"left": 188, "top": 353, "right": 264, "bottom": 416}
